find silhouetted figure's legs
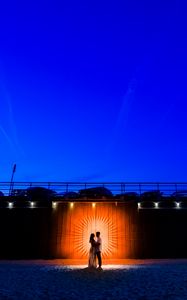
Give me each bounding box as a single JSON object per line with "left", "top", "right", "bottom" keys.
{"left": 96, "top": 251, "right": 102, "bottom": 267}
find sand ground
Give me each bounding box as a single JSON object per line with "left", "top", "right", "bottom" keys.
{"left": 0, "top": 259, "right": 187, "bottom": 299}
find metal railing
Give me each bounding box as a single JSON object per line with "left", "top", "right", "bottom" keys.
{"left": 0, "top": 182, "right": 187, "bottom": 197}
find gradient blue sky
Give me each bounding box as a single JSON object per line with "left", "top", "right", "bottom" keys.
{"left": 0, "top": 0, "right": 187, "bottom": 182}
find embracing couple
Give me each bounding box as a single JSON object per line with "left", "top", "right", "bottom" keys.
{"left": 88, "top": 231, "right": 102, "bottom": 269}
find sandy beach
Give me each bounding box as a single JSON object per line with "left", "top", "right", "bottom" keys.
{"left": 0, "top": 259, "right": 187, "bottom": 299}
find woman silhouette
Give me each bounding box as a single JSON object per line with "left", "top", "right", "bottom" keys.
{"left": 88, "top": 233, "right": 97, "bottom": 268}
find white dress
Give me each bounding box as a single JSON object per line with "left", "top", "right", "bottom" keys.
{"left": 88, "top": 241, "right": 96, "bottom": 268}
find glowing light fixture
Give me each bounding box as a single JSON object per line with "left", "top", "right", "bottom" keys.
{"left": 176, "top": 202, "right": 180, "bottom": 208}
{"left": 138, "top": 202, "right": 141, "bottom": 209}
{"left": 30, "top": 202, "right": 34, "bottom": 208}
{"left": 8, "top": 202, "right": 13, "bottom": 208}
{"left": 70, "top": 202, "right": 74, "bottom": 209}
{"left": 92, "top": 203, "right": 96, "bottom": 208}
{"left": 52, "top": 202, "right": 57, "bottom": 208}
{"left": 154, "top": 202, "right": 159, "bottom": 208}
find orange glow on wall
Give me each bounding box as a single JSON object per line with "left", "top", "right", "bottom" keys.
{"left": 74, "top": 215, "right": 118, "bottom": 258}
{"left": 51, "top": 202, "right": 138, "bottom": 259}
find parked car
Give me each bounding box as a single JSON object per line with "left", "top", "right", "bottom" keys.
{"left": 114, "top": 192, "right": 139, "bottom": 201}
{"left": 61, "top": 192, "right": 80, "bottom": 199}
{"left": 140, "top": 190, "right": 163, "bottom": 201}
{"left": 26, "top": 187, "right": 56, "bottom": 201}
{"left": 79, "top": 187, "right": 113, "bottom": 199}
{"left": 11, "top": 189, "right": 27, "bottom": 197}
{"left": 171, "top": 190, "right": 187, "bottom": 201}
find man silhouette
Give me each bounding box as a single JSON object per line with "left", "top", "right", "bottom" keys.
{"left": 95, "top": 231, "right": 102, "bottom": 269}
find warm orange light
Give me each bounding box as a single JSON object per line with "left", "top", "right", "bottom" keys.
{"left": 74, "top": 215, "right": 117, "bottom": 257}
{"left": 57, "top": 203, "right": 130, "bottom": 259}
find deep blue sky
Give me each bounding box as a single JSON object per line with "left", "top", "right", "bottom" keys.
{"left": 0, "top": 0, "right": 187, "bottom": 182}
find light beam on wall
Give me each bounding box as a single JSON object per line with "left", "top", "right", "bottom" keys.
{"left": 74, "top": 215, "right": 118, "bottom": 258}
{"left": 59, "top": 203, "right": 129, "bottom": 259}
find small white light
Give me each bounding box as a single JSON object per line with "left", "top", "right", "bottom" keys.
{"left": 30, "top": 202, "right": 34, "bottom": 208}
{"left": 138, "top": 203, "right": 141, "bottom": 209}
{"left": 52, "top": 202, "right": 57, "bottom": 208}
{"left": 8, "top": 202, "right": 13, "bottom": 209}
{"left": 70, "top": 202, "right": 74, "bottom": 208}
{"left": 154, "top": 202, "right": 159, "bottom": 208}
{"left": 92, "top": 203, "right": 96, "bottom": 208}
{"left": 176, "top": 202, "right": 180, "bottom": 208}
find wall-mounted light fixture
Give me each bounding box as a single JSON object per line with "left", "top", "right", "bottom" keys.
{"left": 8, "top": 202, "right": 13, "bottom": 209}
{"left": 52, "top": 202, "right": 57, "bottom": 209}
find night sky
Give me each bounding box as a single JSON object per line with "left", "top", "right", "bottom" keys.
{"left": 0, "top": 1, "right": 187, "bottom": 182}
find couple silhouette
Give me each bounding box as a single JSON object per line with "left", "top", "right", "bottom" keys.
{"left": 88, "top": 231, "right": 102, "bottom": 269}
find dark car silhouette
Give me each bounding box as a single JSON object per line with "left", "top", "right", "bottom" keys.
{"left": 11, "top": 189, "right": 27, "bottom": 197}
{"left": 140, "top": 190, "right": 163, "bottom": 201}
{"left": 26, "top": 187, "right": 56, "bottom": 201}
{"left": 61, "top": 192, "right": 79, "bottom": 199}
{"left": 114, "top": 192, "right": 139, "bottom": 201}
{"left": 79, "top": 187, "right": 113, "bottom": 199}
{"left": 171, "top": 190, "right": 187, "bottom": 200}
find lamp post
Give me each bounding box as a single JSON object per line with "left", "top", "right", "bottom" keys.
{"left": 9, "top": 164, "right": 16, "bottom": 196}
